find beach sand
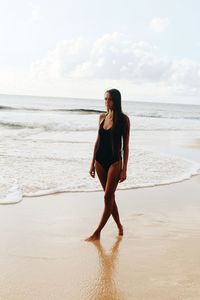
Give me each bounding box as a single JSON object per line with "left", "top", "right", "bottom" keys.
{"left": 0, "top": 173, "right": 200, "bottom": 300}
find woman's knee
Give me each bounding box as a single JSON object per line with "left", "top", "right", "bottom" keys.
{"left": 104, "top": 191, "right": 114, "bottom": 206}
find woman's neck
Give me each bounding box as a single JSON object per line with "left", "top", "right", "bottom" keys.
{"left": 107, "top": 110, "right": 113, "bottom": 118}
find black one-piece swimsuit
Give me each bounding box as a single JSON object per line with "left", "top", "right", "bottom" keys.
{"left": 95, "top": 116, "right": 122, "bottom": 171}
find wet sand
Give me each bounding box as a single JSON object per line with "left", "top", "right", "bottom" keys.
{"left": 189, "top": 138, "right": 200, "bottom": 149}
{"left": 1, "top": 174, "right": 200, "bottom": 299}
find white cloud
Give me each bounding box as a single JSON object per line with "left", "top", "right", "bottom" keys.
{"left": 31, "top": 37, "right": 90, "bottom": 79}
{"left": 169, "top": 59, "right": 200, "bottom": 96}
{"left": 149, "top": 18, "right": 170, "bottom": 32}
{"left": 31, "top": 32, "right": 173, "bottom": 82}
{"left": 1, "top": 32, "right": 200, "bottom": 104}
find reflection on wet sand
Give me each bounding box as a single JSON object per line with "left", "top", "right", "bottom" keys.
{"left": 85, "top": 236, "right": 124, "bottom": 300}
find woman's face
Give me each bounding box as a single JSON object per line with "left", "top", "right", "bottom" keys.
{"left": 104, "top": 92, "right": 113, "bottom": 110}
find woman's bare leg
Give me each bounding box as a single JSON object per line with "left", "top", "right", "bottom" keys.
{"left": 112, "top": 195, "right": 123, "bottom": 235}
{"left": 85, "top": 160, "right": 122, "bottom": 241}
{"left": 94, "top": 161, "right": 122, "bottom": 235}
{"left": 91, "top": 161, "right": 123, "bottom": 233}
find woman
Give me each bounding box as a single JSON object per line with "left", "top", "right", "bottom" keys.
{"left": 85, "top": 89, "right": 130, "bottom": 241}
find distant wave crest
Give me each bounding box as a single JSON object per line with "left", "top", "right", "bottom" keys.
{"left": 1, "top": 104, "right": 200, "bottom": 120}
{"left": 133, "top": 113, "right": 200, "bottom": 120}
{"left": 0, "top": 105, "right": 103, "bottom": 114}
{"left": 0, "top": 119, "right": 200, "bottom": 132}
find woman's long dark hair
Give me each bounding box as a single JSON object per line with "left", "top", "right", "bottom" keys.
{"left": 105, "top": 89, "right": 128, "bottom": 157}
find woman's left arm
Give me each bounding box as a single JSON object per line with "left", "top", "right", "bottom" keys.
{"left": 119, "top": 116, "right": 130, "bottom": 182}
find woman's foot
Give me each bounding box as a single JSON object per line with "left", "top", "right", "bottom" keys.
{"left": 118, "top": 224, "right": 123, "bottom": 236}
{"left": 84, "top": 232, "right": 100, "bottom": 242}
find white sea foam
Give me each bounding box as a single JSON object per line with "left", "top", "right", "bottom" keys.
{"left": 0, "top": 182, "right": 23, "bottom": 204}
{"left": 0, "top": 94, "right": 200, "bottom": 204}
{"left": 1, "top": 111, "right": 200, "bottom": 135}
{"left": 0, "top": 139, "right": 199, "bottom": 202}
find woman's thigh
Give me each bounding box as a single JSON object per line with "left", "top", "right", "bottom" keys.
{"left": 105, "top": 160, "right": 122, "bottom": 197}
{"left": 95, "top": 160, "right": 107, "bottom": 190}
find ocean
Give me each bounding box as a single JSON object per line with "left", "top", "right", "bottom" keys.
{"left": 0, "top": 93, "right": 200, "bottom": 204}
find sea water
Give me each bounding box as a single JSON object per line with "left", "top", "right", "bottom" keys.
{"left": 0, "top": 94, "right": 200, "bottom": 204}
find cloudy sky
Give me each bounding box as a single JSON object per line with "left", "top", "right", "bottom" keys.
{"left": 0, "top": 0, "right": 200, "bottom": 104}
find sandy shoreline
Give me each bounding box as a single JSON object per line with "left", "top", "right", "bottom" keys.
{"left": 0, "top": 173, "right": 200, "bottom": 299}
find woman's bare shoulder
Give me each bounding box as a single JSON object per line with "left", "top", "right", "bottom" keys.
{"left": 100, "top": 112, "right": 107, "bottom": 118}
{"left": 98, "top": 112, "right": 106, "bottom": 124}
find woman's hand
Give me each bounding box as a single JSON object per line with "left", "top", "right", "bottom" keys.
{"left": 89, "top": 165, "right": 95, "bottom": 178}
{"left": 119, "top": 168, "right": 127, "bottom": 183}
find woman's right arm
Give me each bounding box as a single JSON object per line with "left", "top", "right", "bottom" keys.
{"left": 90, "top": 136, "right": 99, "bottom": 169}
{"left": 89, "top": 113, "right": 105, "bottom": 178}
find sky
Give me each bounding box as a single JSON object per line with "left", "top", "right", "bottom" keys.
{"left": 0, "top": 0, "right": 200, "bottom": 104}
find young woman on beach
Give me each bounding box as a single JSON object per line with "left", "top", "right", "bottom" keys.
{"left": 85, "top": 88, "right": 130, "bottom": 241}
